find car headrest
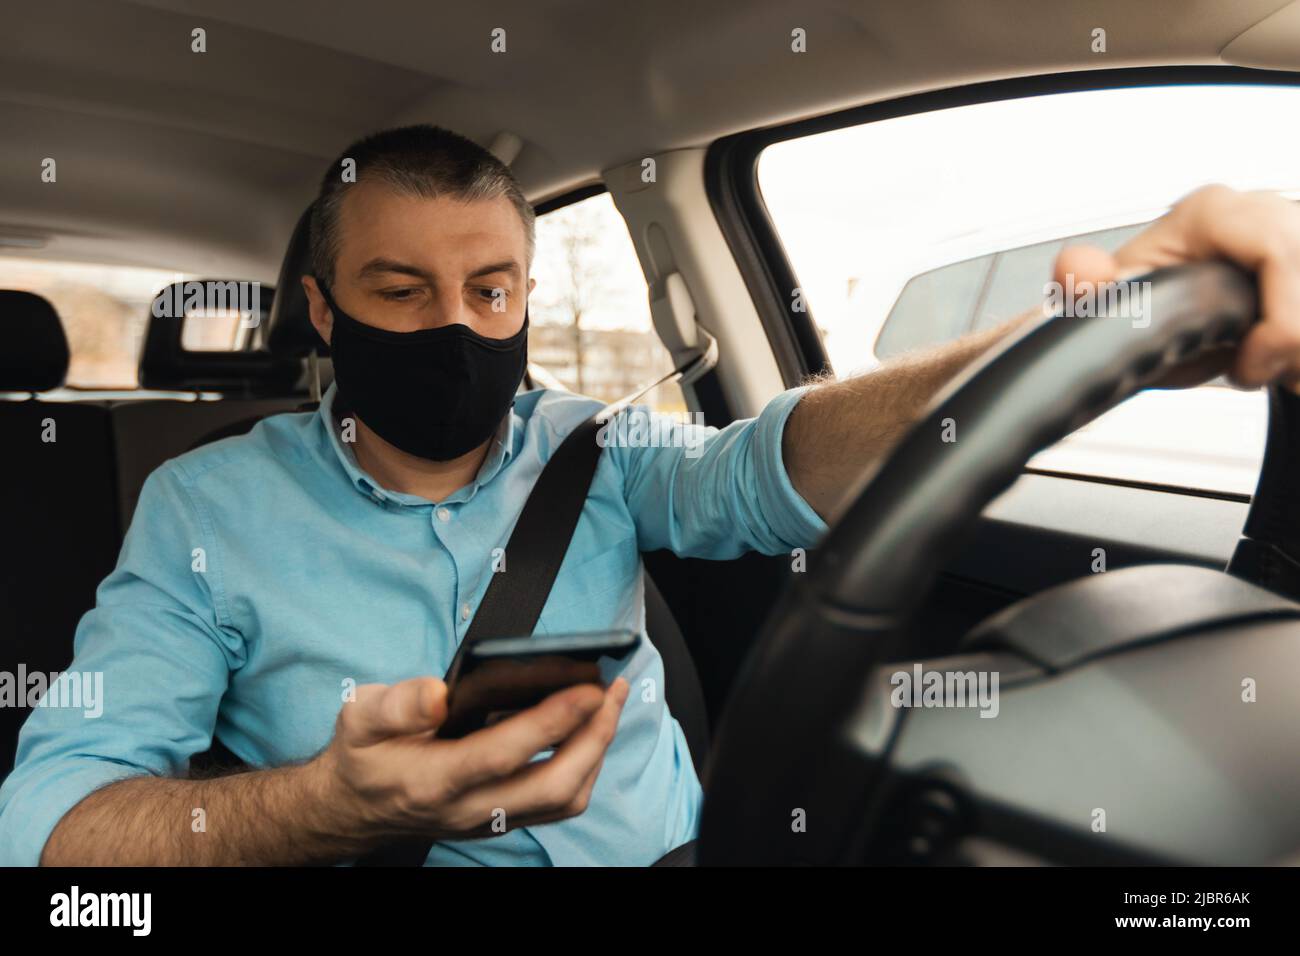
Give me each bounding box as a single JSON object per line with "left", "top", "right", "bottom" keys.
{"left": 140, "top": 281, "right": 301, "bottom": 395}
{"left": 264, "top": 206, "right": 329, "bottom": 359}
{"left": 0, "top": 290, "right": 69, "bottom": 391}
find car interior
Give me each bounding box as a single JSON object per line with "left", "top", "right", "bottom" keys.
{"left": 3, "top": 0, "right": 1300, "bottom": 872}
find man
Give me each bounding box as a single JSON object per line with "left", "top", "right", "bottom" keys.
{"left": 3, "top": 125, "right": 1300, "bottom": 866}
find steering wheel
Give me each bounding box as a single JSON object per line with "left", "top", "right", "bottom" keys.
{"left": 699, "top": 261, "right": 1300, "bottom": 865}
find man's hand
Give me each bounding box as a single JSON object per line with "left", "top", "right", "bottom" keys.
{"left": 1055, "top": 184, "right": 1300, "bottom": 391}
{"left": 319, "top": 675, "right": 628, "bottom": 843}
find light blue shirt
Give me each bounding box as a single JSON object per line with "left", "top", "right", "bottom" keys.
{"left": 0, "top": 383, "right": 826, "bottom": 866}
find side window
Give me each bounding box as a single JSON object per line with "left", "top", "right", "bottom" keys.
{"left": 529, "top": 192, "right": 685, "bottom": 413}
{"left": 757, "top": 84, "right": 1295, "bottom": 495}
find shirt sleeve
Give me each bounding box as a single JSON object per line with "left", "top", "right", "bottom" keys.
{"left": 0, "top": 461, "right": 244, "bottom": 866}
{"left": 611, "top": 385, "right": 828, "bottom": 559}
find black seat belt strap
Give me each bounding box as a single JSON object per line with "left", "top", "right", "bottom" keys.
{"left": 444, "top": 413, "right": 607, "bottom": 684}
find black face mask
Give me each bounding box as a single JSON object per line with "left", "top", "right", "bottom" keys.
{"left": 320, "top": 284, "right": 529, "bottom": 462}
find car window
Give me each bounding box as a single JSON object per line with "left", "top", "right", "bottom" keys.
{"left": 0, "top": 257, "right": 192, "bottom": 389}
{"left": 756, "top": 84, "right": 1300, "bottom": 495}
{"left": 529, "top": 192, "right": 685, "bottom": 413}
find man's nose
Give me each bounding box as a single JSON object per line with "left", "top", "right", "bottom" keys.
{"left": 422, "top": 289, "right": 472, "bottom": 330}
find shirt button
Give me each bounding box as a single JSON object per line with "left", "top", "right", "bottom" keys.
{"left": 460, "top": 602, "right": 471, "bottom": 622}
{"left": 436, "top": 507, "right": 452, "bottom": 522}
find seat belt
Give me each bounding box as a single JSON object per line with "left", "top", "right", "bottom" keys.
{"left": 445, "top": 413, "right": 607, "bottom": 684}
{"left": 354, "top": 411, "right": 607, "bottom": 866}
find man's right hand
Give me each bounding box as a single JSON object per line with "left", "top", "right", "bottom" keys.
{"left": 316, "top": 674, "right": 628, "bottom": 845}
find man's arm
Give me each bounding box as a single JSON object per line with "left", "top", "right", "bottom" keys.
{"left": 610, "top": 392, "right": 830, "bottom": 560}
{"left": 41, "top": 676, "right": 625, "bottom": 866}
{"left": 42, "top": 750, "right": 356, "bottom": 866}
{"left": 783, "top": 310, "right": 1032, "bottom": 521}
{"left": 604, "top": 320, "right": 1027, "bottom": 557}
{"left": 0, "top": 462, "right": 250, "bottom": 865}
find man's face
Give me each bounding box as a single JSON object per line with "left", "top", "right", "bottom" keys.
{"left": 304, "top": 179, "right": 533, "bottom": 344}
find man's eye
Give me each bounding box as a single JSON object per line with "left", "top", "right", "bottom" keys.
{"left": 477, "top": 287, "right": 507, "bottom": 302}
{"left": 380, "top": 289, "right": 420, "bottom": 301}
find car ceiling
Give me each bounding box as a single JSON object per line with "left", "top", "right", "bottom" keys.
{"left": 2, "top": 0, "right": 1299, "bottom": 281}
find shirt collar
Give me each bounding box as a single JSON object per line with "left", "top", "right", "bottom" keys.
{"left": 316, "top": 382, "right": 519, "bottom": 507}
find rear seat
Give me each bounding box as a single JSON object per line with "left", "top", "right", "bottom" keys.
{"left": 0, "top": 292, "right": 120, "bottom": 777}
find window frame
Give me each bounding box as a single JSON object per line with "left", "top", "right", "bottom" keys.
{"left": 533, "top": 181, "right": 606, "bottom": 216}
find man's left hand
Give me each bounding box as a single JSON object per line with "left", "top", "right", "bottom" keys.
{"left": 1054, "top": 184, "right": 1300, "bottom": 393}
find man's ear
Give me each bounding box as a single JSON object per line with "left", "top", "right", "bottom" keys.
{"left": 301, "top": 275, "right": 332, "bottom": 347}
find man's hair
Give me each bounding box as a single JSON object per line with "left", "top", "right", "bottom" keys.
{"left": 308, "top": 124, "right": 535, "bottom": 290}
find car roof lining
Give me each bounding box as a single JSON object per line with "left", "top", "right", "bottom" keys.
{"left": 2, "top": 0, "right": 1299, "bottom": 277}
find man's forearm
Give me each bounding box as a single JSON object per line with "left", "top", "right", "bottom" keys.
{"left": 41, "top": 751, "right": 375, "bottom": 866}
{"left": 783, "top": 309, "right": 1037, "bottom": 521}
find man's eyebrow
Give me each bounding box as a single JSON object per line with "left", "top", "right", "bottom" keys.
{"left": 356, "top": 258, "right": 432, "bottom": 281}
{"left": 467, "top": 259, "right": 522, "bottom": 280}
{"left": 355, "top": 258, "right": 522, "bottom": 282}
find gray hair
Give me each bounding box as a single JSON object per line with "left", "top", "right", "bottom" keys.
{"left": 309, "top": 125, "right": 535, "bottom": 290}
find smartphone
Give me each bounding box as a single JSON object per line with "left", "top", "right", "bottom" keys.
{"left": 437, "top": 629, "right": 641, "bottom": 739}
